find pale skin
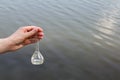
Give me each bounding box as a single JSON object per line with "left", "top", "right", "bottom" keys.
{"left": 0, "top": 26, "right": 44, "bottom": 53}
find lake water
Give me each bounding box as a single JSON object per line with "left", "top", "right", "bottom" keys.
{"left": 0, "top": 0, "right": 120, "bottom": 80}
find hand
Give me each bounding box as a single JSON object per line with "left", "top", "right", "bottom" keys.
{"left": 4, "top": 26, "right": 44, "bottom": 52}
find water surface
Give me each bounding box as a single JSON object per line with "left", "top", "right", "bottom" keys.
{"left": 0, "top": 0, "right": 120, "bottom": 80}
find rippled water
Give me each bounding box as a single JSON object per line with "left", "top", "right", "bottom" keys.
{"left": 0, "top": 0, "right": 120, "bottom": 80}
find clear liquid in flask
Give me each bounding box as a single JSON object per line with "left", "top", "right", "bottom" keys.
{"left": 31, "top": 42, "right": 44, "bottom": 65}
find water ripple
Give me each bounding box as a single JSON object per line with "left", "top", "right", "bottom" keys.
{"left": 0, "top": 0, "right": 120, "bottom": 80}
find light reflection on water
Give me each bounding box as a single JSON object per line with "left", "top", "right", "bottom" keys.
{"left": 0, "top": 0, "right": 120, "bottom": 80}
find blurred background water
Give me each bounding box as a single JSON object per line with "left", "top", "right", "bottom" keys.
{"left": 0, "top": 0, "right": 120, "bottom": 80}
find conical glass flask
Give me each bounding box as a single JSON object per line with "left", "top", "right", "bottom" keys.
{"left": 31, "top": 41, "right": 44, "bottom": 65}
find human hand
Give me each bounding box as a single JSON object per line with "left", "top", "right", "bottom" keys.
{"left": 5, "top": 26, "right": 44, "bottom": 51}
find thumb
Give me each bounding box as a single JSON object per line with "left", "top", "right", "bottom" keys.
{"left": 24, "top": 29, "right": 37, "bottom": 38}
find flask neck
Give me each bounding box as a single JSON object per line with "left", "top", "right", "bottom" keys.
{"left": 35, "top": 42, "right": 40, "bottom": 51}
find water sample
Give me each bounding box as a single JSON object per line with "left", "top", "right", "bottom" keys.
{"left": 31, "top": 42, "right": 44, "bottom": 65}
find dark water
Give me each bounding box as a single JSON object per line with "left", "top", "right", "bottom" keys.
{"left": 0, "top": 0, "right": 120, "bottom": 80}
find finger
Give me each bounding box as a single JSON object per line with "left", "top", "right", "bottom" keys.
{"left": 38, "top": 32, "right": 44, "bottom": 36}
{"left": 20, "top": 26, "right": 43, "bottom": 33}
{"left": 20, "top": 26, "right": 34, "bottom": 30}
{"left": 38, "top": 36, "right": 44, "bottom": 39}
{"left": 23, "top": 39, "right": 31, "bottom": 45}
{"left": 28, "top": 38, "right": 39, "bottom": 43}
{"left": 25, "top": 26, "right": 38, "bottom": 32}
{"left": 36, "top": 27, "right": 43, "bottom": 32}
{"left": 29, "top": 32, "right": 44, "bottom": 38}
{"left": 24, "top": 28, "right": 38, "bottom": 38}
{"left": 22, "top": 39, "right": 37, "bottom": 45}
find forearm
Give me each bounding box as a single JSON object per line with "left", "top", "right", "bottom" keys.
{"left": 0, "top": 38, "right": 11, "bottom": 53}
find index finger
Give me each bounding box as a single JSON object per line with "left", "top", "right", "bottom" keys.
{"left": 36, "top": 27, "right": 43, "bottom": 32}
{"left": 20, "top": 26, "right": 36, "bottom": 32}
